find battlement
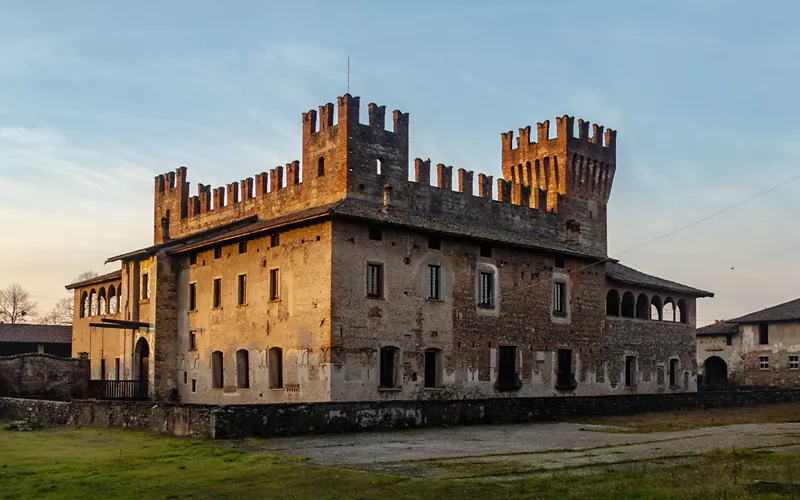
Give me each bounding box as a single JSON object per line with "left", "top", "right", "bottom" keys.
{"left": 301, "top": 93, "right": 409, "bottom": 137}
{"left": 501, "top": 115, "right": 616, "bottom": 153}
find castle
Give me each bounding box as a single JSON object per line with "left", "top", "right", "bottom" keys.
{"left": 67, "top": 94, "right": 713, "bottom": 403}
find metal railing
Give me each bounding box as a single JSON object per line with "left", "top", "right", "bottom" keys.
{"left": 101, "top": 380, "right": 149, "bottom": 400}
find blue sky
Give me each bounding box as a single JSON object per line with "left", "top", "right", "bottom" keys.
{"left": 1, "top": 0, "right": 799, "bottom": 326}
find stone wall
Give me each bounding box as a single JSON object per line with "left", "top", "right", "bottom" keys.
{"left": 0, "top": 354, "right": 89, "bottom": 400}
{"left": 4, "top": 389, "right": 800, "bottom": 439}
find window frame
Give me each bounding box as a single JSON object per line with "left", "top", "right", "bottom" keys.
{"left": 366, "top": 262, "right": 384, "bottom": 299}
{"left": 141, "top": 273, "right": 149, "bottom": 300}
{"left": 212, "top": 278, "right": 222, "bottom": 308}
{"left": 237, "top": 274, "right": 247, "bottom": 306}
{"left": 759, "top": 356, "right": 769, "bottom": 370}
{"left": 188, "top": 282, "right": 197, "bottom": 311}
{"left": 790, "top": 355, "right": 799, "bottom": 371}
{"left": 552, "top": 280, "right": 567, "bottom": 316}
{"left": 427, "top": 264, "right": 441, "bottom": 301}
{"left": 477, "top": 270, "right": 495, "bottom": 309}
{"left": 269, "top": 268, "right": 280, "bottom": 301}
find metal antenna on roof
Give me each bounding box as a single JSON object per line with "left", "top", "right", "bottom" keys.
{"left": 347, "top": 56, "right": 350, "bottom": 94}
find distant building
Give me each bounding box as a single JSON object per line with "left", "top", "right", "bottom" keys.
{"left": 0, "top": 324, "right": 72, "bottom": 357}
{"left": 697, "top": 298, "right": 800, "bottom": 387}
{"left": 67, "top": 93, "right": 713, "bottom": 403}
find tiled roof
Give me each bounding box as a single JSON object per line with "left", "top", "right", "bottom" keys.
{"left": 728, "top": 298, "right": 800, "bottom": 323}
{"left": 605, "top": 262, "right": 713, "bottom": 298}
{"left": 696, "top": 321, "right": 738, "bottom": 336}
{"left": 0, "top": 324, "right": 71, "bottom": 344}
{"left": 65, "top": 269, "right": 122, "bottom": 290}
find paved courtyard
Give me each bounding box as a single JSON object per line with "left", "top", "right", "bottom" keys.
{"left": 266, "top": 421, "right": 800, "bottom": 476}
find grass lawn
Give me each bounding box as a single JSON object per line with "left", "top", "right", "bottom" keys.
{"left": 1, "top": 424, "right": 800, "bottom": 499}
{"left": 573, "top": 402, "right": 800, "bottom": 433}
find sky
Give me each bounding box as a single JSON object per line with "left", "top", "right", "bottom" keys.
{"left": 1, "top": 0, "right": 799, "bottom": 327}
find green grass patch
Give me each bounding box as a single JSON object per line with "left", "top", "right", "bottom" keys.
{"left": 1, "top": 425, "right": 800, "bottom": 499}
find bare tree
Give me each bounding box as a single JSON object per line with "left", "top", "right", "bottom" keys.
{"left": 39, "top": 297, "right": 74, "bottom": 325}
{"left": 73, "top": 270, "right": 99, "bottom": 283}
{"left": 0, "top": 284, "right": 38, "bottom": 324}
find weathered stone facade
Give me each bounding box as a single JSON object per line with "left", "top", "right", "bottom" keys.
{"left": 697, "top": 301, "right": 800, "bottom": 387}
{"left": 69, "top": 93, "right": 712, "bottom": 404}
{"left": 0, "top": 353, "right": 89, "bottom": 400}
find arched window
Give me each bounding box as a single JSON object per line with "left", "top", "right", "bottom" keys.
{"left": 268, "top": 347, "right": 283, "bottom": 389}
{"left": 525, "top": 161, "right": 532, "bottom": 186}
{"left": 98, "top": 288, "right": 107, "bottom": 315}
{"left": 80, "top": 291, "right": 88, "bottom": 318}
{"left": 424, "top": 348, "right": 442, "bottom": 388}
{"left": 650, "top": 295, "right": 663, "bottom": 321}
{"left": 677, "top": 299, "right": 687, "bottom": 324}
{"left": 211, "top": 351, "right": 224, "bottom": 388}
{"left": 236, "top": 349, "right": 250, "bottom": 389}
{"left": 317, "top": 157, "right": 325, "bottom": 177}
{"left": 621, "top": 292, "right": 635, "bottom": 318}
{"left": 606, "top": 289, "right": 620, "bottom": 316}
{"left": 379, "top": 346, "right": 400, "bottom": 388}
{"left": 635, "top": 293, "right": 649, "bottom": 319}
{"left": 663, "top": 298, "right": 676, "bottom": 322}
{"left": 89, "top": 289, "right": 98, "bottom": 316}
{"left": 108, "top": 285, "right": 117, "bottom": 314}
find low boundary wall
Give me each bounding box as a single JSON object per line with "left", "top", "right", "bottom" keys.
{"left": 0, "top": 353, "right": 89, "bottom": 400}
{"left": 3, "top": 388, "right": 800, "bottom": 439}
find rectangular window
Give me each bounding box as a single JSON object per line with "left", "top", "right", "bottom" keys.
{"left": 556, "top": 349, "right": 575, "bottom": 390}
{"left": 238, "top": 241, "right": 247, "bottom": 254}
{"left": 669, "top": 359, "right": 679, "bottom": 386}
{"left": 100, "top": 358, "right": 106, "bottom": 381}
{"left": 759, "top": 356, "right": 769, "bottom": 370}
{"left": 115, "top": 358, "right": 120, "bottom": 381}
{"left": 191, "top": 379, "right": 197, "bottom": 393}
{"left": 212, "top": 278, "right": 221, "bottom": 308}
{"left": 555, "top": 256, "right": 566, "bottom": 268}
{"left": 270, "top": 233, "right": 280, "bottom": 247}
{"left": 183, "top": 371, "right": 188, "bottom": 384}
{"left": 237, "top": 274, "right": 247, "bottom": 305}
{"left": 269, "top": 269, "right": 280, "bottom": 301}
{"left": 141, "top": 273, "right": 149, "bottom": 299}
{"left": 367, "top": 263, "right": 383, "bottom": 298}
{"left": 480, "top": 244, "right": 492, "bottom": 258}
{"left": 625, "top": 356, "right": 637, "bottom": 386}
{"left": 189, "top": 254, "right": 197, "bottom": 266}
{"left": 189, "top": 332, "right": 197, "bottom": 351}
{"left": 553, "top": 281, "right": 567, "bottom": 315}
{"left": 726, "top": 335, "right": 732, "bottom": 346}
{"left": 428, "top": 235, "right": 441, "bottom": 250}
{"left": 368, "top": 226, "right": 382, "bottom": 241}
{"left": 379, "top": 347, "right": 398, "bottom": 388}
{"left": 427, "top": 265, "right": 441, "bottom": 300}
{"left": 759, "top": 323, "right": 769, "bottom": 345}
{"left": 478, "top": 271, "right": 494, "bottom": 309}
{"left": 498, "top": 346, "right": 517, "bottom": 390}
{"left": 188, "top": 283, "right": 196, "bottom": 311}
{"left": 790, "top": 356, "right": 799, "bottom": 370}
{"left": 214, "top": 247, "right": 222, "bottom": 259}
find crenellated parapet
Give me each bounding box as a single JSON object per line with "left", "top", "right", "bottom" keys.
{"left": 501, "top": 115, "right": 616, "bottom": 209}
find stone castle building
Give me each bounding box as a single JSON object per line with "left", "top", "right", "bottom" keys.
{"left": 697, "top": 298, "right": 800, "bottom": 387}
{"left": 67, "top": 94, "right": 713, "bottom": 403}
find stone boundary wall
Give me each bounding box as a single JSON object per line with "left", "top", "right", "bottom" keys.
{"left": 3, "top": 389, "right": 800, "bottom": 439}
{"left": 0, "top": 353, "right": 89, "bottom": 400}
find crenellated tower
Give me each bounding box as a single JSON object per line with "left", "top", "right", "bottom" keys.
{"left": 501, "top": 116, "right": 616, "bottom": 255}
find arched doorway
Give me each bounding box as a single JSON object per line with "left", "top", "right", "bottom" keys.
{"left": 704, "top": 356, "right": 728, "bottom": 386}
{"left": 134, "top": 337, "right": 150, "bottom": 382}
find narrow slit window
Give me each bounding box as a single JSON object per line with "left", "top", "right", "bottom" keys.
{"left": 237, "top": 274, "right": 247, "bottom": 305}
{"left": 367, "top": 263, "right": 383, "bottom": 298}
{"left": 317, "top": 157, "right": 325, "bottom": 176}
{"left": 269, "top": 347, "right": 283, "bottom": 389}
{"left": 427, "top": 265, "right": 441, "bottom": 300}
{"left": 188, "top": 283, "right": 196, "bottom": 311}
{"left": 478, "top": 271, "right": 494, "bottom": 309}
{"left": 141, "top": 274, "right": 149, "bottom": 300}
{"left": 553, "top": 281, "right": 567, "bottom": 315}
{"left": 669, "top": 359, "right": 679, "bottom": 386}
{"left": 625, "top": 356, "right": 637, "bottom": 386}
{"left": 213, "top": 278, "right": 221, "bottom": 308}
{"left": 376, "top": 158, "right": 383, "bottom": 175}
{"left": 269, "top": 269, "right": 280, "bottom": 301}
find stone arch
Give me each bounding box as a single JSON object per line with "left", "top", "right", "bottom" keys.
{"left": 650, "top": 295, "right": 663, "bottom": 321}
{"left": 606, "top": 289, "right": 620, "bottom": 316}
{"left": 621, "top": 291, "right": 635, "bottom": 318}
{"left": 635, "top": 293, "right": 649, "bottom": 319}
{"left": 98, "top": 287, "right": 107, "bottom": 315}
{"left": 703, "top": 356, "right": 727, "bottom": 386}
{"left": 80, "top": 291, "right": 88, "bottom": 318}
{"left": 108, "top": 285, "right": 117, "bottom": 314}
{"left": 211, "top": 350, "right": 224, "bottom": 388}
{"left": 663, "top": 297, "right": 676, "bottom": 322}
{"left": 677, "top": 299, "right": 687, "bottom": 323}
{"left": 236, "top": 349, "right": 250, "bottom": 389}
